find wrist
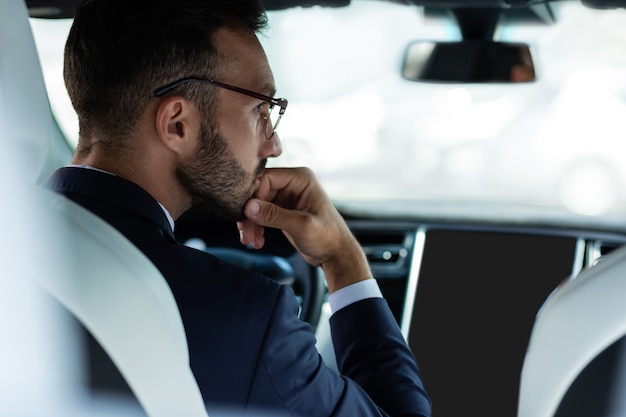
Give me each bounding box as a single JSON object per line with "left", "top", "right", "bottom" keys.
{"left": 321, "top": 242, "right": 372, "bottom": 294}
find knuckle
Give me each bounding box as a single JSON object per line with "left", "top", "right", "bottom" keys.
{"left": 263, "top": 203, "right": 281, "bottom": 224}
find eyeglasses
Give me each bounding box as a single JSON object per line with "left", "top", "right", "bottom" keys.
{"left": 154, "top": 77, "right": 288, "bottom": 139}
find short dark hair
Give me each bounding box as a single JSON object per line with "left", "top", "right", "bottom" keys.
{"left": 64, "top": 0, "right": 268, "bottom": 151}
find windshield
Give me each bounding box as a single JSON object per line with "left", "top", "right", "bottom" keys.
{"left": 30, "top": 1, "right": 626, "bottom": 219}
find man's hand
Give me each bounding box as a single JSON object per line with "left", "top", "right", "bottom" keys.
{"left": 237, "top": 167, "right": 372, "bottom": 293}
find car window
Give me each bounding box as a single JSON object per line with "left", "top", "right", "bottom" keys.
{"left": 30, "top": 1, "right": 626, "bottom": 218}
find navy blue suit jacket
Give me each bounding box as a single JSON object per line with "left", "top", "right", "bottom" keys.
{"left": 44, "top": 167, "right": 431, "bottom": 417}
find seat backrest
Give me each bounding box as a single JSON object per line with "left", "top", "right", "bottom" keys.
{"left": 36, "top": 188, "right": 209, "bottom": 417}
{"left": 518, "top": 244, "right": 626, "bottom": 417}
{"left": 0, "top": 1, "right": 208, "bottom": 416}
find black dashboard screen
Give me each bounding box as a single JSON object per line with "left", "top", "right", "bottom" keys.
{"left": 407, "top": 229, "right": 576, "bottom": 417}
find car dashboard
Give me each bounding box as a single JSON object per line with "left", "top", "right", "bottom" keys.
{"left": 175, "top": 209, "right": 626, "bottom": 417}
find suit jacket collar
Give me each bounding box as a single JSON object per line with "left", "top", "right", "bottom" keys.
{"left": 43, "top": 166, "right": 176, "bottom": 241}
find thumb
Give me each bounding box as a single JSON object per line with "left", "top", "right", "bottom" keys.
{"left": 243, "top": 197, "right": 296, "bottom": 231}
{"left": 243, "top": 197, "right": 317, "bottom": 261}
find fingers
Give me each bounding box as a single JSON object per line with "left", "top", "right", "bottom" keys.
{"left": 237, "top": 166, "right": 372, "bottom": 292}
{"left": 237, "top": 218, "right": 265, "bottom": 249}
{"left": 243, "top": 197, "right": 307, "bottom": 232}
{"left": 238, "top": 167, "right": 336, "bottom": 265}
{"left": 241, "top": 167, "right": 323, "bottom": 232}
{"left": 237, "top": 166, "right": 304, "bottom": 249}
{"left": 241, "top": 196, "right": 314, "bottom": 255}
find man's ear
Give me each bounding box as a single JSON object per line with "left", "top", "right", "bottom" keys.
{"left": 154, "top": 96, "right": 200, "bottom": 156}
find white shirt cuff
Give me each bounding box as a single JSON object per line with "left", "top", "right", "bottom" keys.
{"left": 328, "top": 278, "right": 383, "bottom": 315}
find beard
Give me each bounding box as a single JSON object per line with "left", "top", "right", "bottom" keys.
{"left": 176, "top": 120, "right": 266, "bottom": 222}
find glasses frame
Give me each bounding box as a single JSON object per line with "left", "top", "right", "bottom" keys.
{"left": 154, "top": 77, "right": 288, "bottom": 139}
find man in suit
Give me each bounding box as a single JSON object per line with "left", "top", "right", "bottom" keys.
{"left": 44, "top": 0, "right": 431, "bottom": 415}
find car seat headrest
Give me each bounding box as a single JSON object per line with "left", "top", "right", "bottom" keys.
{"left": 0, "top": 0, "right": 53, "bottom": 183}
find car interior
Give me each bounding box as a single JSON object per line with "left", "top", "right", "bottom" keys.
{"left": 2, "top": 0, "right": 626, "bottom": 416}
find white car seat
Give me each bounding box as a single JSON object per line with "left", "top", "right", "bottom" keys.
{"left": 518, "top": 244, "right": 626, "bottom": 417}
{"left": 0, "top": 1, "right": 208, "bottom": 416}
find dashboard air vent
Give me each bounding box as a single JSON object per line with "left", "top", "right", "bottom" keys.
{"left": 350, "top": 226, "right": 416, "bottom": 279}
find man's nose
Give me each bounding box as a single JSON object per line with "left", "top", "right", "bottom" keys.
{"left": 261, "top": 132, "right": 282, "bottom": 159}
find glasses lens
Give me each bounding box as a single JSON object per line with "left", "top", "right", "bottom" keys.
{"left": 268, "top": 104, "right": 281, "bottom": 131}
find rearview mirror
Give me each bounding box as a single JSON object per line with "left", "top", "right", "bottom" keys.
{"left": 402, "top": 41, "right": 536, "bottom": 84}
